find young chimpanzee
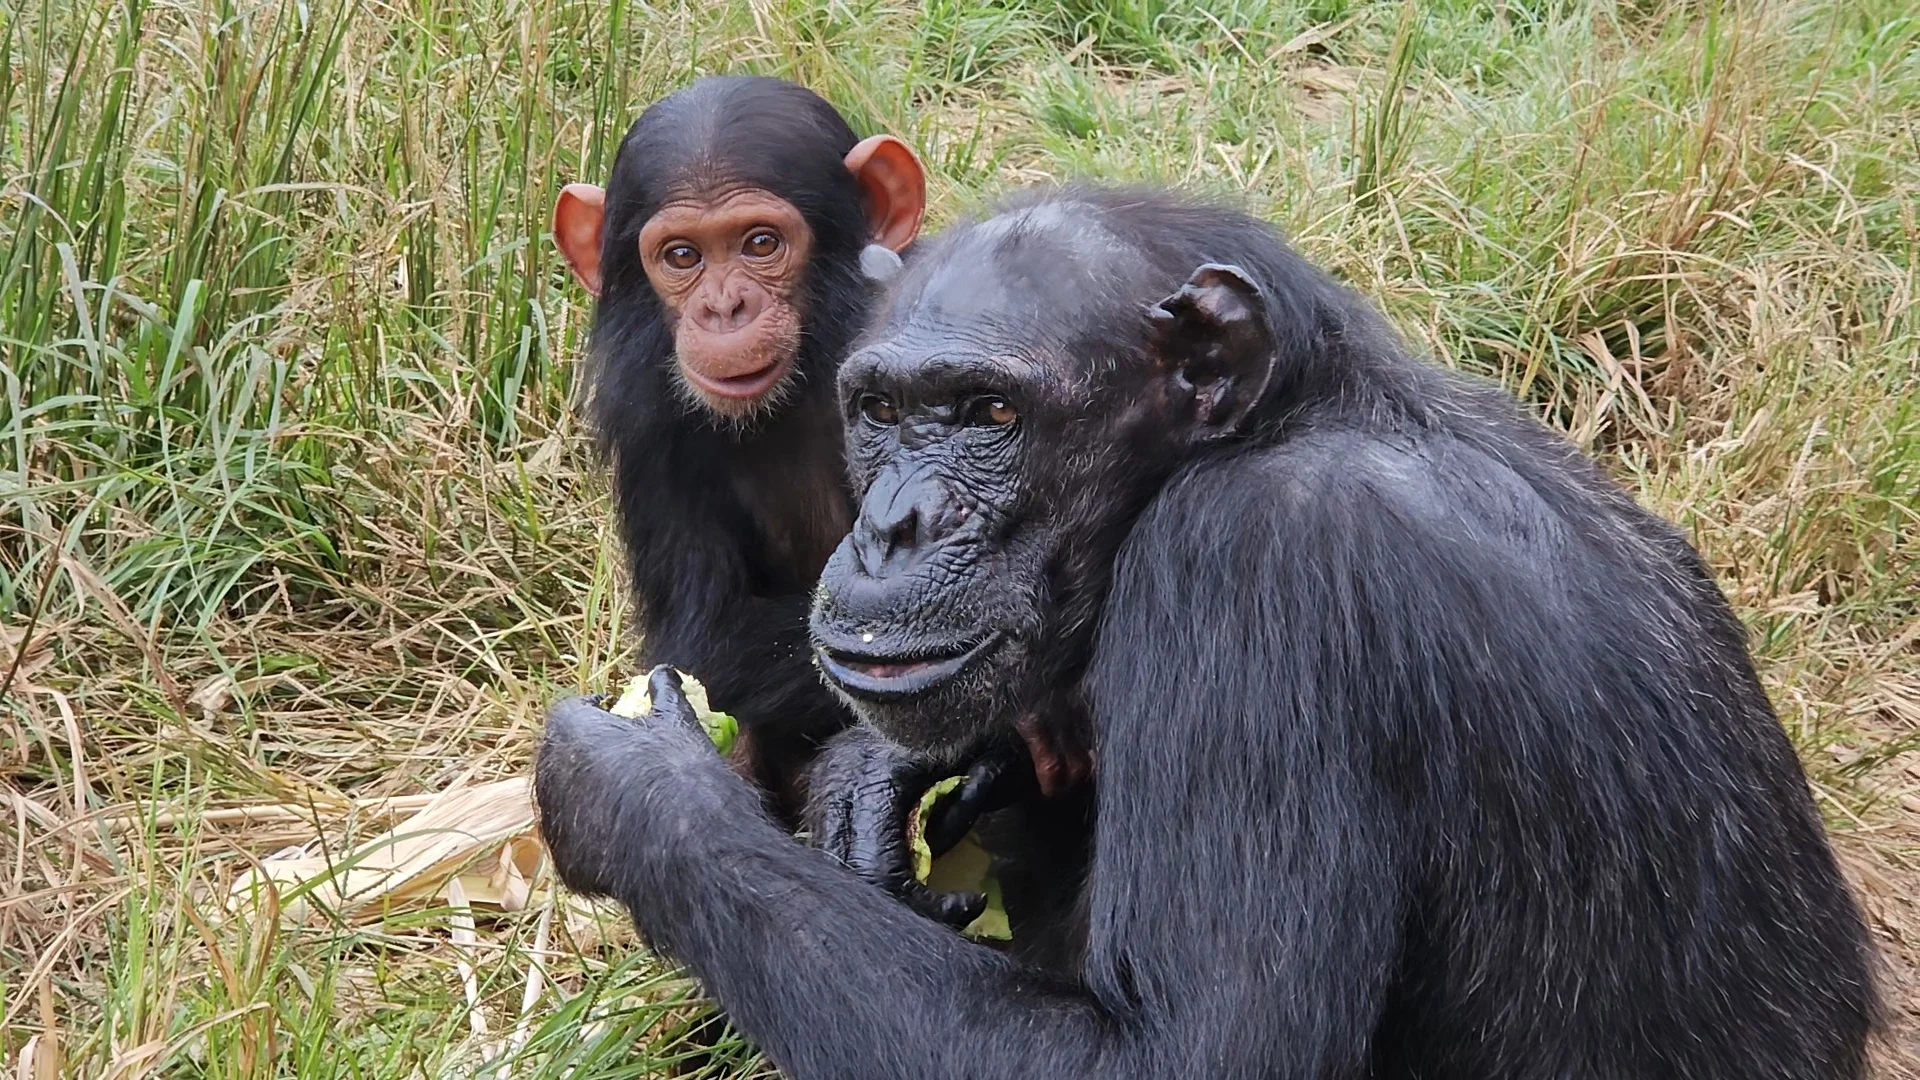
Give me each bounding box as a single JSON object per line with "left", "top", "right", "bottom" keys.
{"left": 537, "top": 188, "right": 1878, "bottom": 1078}
{"left": 551, "top": 76, "right": 925, "bottom": 823}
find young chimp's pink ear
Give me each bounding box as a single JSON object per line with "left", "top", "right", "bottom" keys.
{"left": 1146, "top": 263, "right": 1277, "bottom": 439}
{"left": 844, "top": 135, "right": 927, "bottom": 254}
{"left": 553, "top": 184, "right": 608, "bottom": 297}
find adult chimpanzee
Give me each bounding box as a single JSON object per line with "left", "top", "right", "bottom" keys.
{"left": 536, "top": 188, "right": 1878, "bottom": 1078}
{"left": 551, "top": 76, "right": 925, "bottom": 822}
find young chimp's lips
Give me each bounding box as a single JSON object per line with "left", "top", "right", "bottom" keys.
{"left": 816, "top": 633, "right": 1004, "bottom": 701}
{"left": 684, "top": 353, "right": 794, "bottom": 400}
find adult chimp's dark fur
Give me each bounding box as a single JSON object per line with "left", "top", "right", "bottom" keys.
{"left": 586, "top": 77, "right": 875, "bottom": 816}
{"left": 538, "top": 188, "right": 1878, "bottom": 1078}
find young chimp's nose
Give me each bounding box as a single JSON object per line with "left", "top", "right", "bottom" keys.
{"left": 690, "top": 279, "right": 765, "bottom": 333}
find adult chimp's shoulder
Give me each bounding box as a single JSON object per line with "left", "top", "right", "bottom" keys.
{"left": 1139, "top": 423, "right": 1585, "bottom": 581}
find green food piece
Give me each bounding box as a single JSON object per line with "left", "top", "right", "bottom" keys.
{"left": 910, "top": 776, "right": 1013, "bottom": 942}
{"left": 607, "top": 669, "right": 738, "bottom": 756}
{"left": 609, "top": 673, "right": 653, "bottom": 719}
{"left": 907, "top": 774, "right": 968, "bottom": 883}
{"left": 700, "top": 711, "right": 739, "bottom": 757}
{"left": 966, "top": 874, "right": 1012, "bottom": 941}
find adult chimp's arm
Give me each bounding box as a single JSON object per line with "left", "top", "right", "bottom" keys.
{"left": 1075, "top": 450, "right": 1411, "bottom": 1075}
{"left": 538, "top": 449, "right": 1412, "bottom": 1080}
{"left": 538, "top": 687, "right": 1112, "bottom": 1080}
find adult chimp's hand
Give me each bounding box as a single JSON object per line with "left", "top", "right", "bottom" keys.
{"left": 805, "top": 727, "right": 1027, "bottom": 929}
{"left": 535, "top": 666, "right": 741, "bottom": 902}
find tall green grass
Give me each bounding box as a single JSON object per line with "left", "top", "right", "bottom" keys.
{"left": 2, "top": 0, "right": 1916, "bottom": 1075}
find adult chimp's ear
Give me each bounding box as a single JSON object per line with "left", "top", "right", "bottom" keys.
{"left": 845, "top": 135, "right": 926, "bottom": 253}
{"left": 553, "top": 183, "right": 607, "bottom": 297}
{"left": 1146, "top": 263, "right": 1276, "bottom": 438}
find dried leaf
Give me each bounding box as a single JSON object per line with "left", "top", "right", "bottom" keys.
{"left": 226, "top": 778, "right": 541, "bottom": 925}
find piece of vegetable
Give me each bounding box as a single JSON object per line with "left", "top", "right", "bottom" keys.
{"left": 907, "top": 775, "right": 1012, "bottom": 941}
{"left": 609, "top": 669, "right": 739, "bottom": 756}
{"left": 906, "top": 775, "right": 968, "bottom": 883}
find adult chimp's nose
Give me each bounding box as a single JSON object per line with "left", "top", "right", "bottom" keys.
{"left": 851, "top": 465, "right": 966, "bottom": 577}
{"left": 856, "top": 500, "right": 918, "bottom": 574}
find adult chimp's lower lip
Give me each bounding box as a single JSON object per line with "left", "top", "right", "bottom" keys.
{"left": 685, "top": 354, "right": 793, "bottom": 400}
{"left": 817, "top": 633, "right": 1003, "bottom": 701}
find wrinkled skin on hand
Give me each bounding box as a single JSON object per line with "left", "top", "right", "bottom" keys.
{"left": 804, "top": 727, "right": 1032, "bottom": 928}
{"left": 537, "top": 666, "right": 1033, "bottom": 938}
{"left": 536, "top": 667, "right": 750, "bottom": 909}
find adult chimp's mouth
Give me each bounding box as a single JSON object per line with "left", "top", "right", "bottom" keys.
{"left": 816, "top": 632, "right": 1003, "bottom": 701}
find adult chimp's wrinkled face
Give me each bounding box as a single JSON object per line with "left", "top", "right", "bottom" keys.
{"left": 809, "top": 203, "right": 1278, "bottom": 762}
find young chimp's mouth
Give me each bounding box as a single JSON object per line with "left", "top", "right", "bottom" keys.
{"left": 816, "top": 632, "right": 1004, "bottom": 701}
{"left": 683, "top": 353, "right": 794, "bottom": 401}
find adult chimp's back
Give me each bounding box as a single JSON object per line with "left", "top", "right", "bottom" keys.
{"left": 1095, "top": 415, "right": 1867, "bottom": 1076}
{"left": 537, "top": 187, "right": 1877, "bottom": 1080}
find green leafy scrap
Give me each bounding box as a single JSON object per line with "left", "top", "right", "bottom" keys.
{"left": 609, "top": 670, "right": 739, "bottom": 756}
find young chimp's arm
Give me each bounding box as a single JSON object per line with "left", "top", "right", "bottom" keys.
{"left": 538, "top": 448, "right": 1412, "bottom": 1080}
{"left": 617, "top": 449, "right": 843, "bottom": 736}
{"left": 638, "top": 556, "right": 826, "bottom": 721}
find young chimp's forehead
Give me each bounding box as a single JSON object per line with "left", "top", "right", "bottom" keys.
{"left": 612, "top": 76, "right": 862, "bottom": 237}
{"left": 881, "top": 202, "right": 1156, "bottom": 349}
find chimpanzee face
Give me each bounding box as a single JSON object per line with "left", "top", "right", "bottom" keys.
{"left": 635, "top": 186, "right": 817, "bottom": 410}
{"left": 810, "top": 203, "right": 1277, "bottom": 762}
{"left": 551, "top": 78, "right": 925, "bottom": 426}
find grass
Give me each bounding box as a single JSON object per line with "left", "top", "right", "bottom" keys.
{"left": 1, "top": 0, "right": 1916, "bottom": 1074}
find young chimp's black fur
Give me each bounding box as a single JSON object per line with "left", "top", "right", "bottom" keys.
{"left": 539, "top": 188, "right": 1878, "bottom": 1079}
{"left": 586, "top": 77, "right": 875, "bottom": 817}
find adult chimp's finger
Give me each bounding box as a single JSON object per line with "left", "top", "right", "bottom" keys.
{"left": 808, "top": 780, "right": 855, "bottom": 863}
{"left": 645, "top": 665, "right": 701, "bottom": 732}
{"left": 903, "top": 882, "right": 988, "bottom": 930}
{"left": 805, "top": 750, "right": 865, "bottom": 862}
{"left": 925, "top": 748, "right": 1027, "bottom": 856}
{"left": 841, "top": 775, "right": 911, "bottom": 884}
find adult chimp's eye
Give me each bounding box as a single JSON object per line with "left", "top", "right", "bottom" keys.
{"left": 964, "top": 397, "right": 1017, "bottom": 427}
{"left": 663, "top": 244, "right": 701, "bottom": 270}
{"left": 744, "top": 232, "right": 781, "bottom": 258}
{"left": 859, "top": 394, "right": 899, "bottom": 426}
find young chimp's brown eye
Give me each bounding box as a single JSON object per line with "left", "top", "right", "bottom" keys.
{"left": 965, "top": 397, "right": 1017, "bottom": 427}
{"left": 859, "top": 394, "right": 899, "bottom": 426}
{"left": 663, "top": 244, "right": 701, "bottom": 271}
{"left": 744, "top": 232, "right": 781, "bottom": 258}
